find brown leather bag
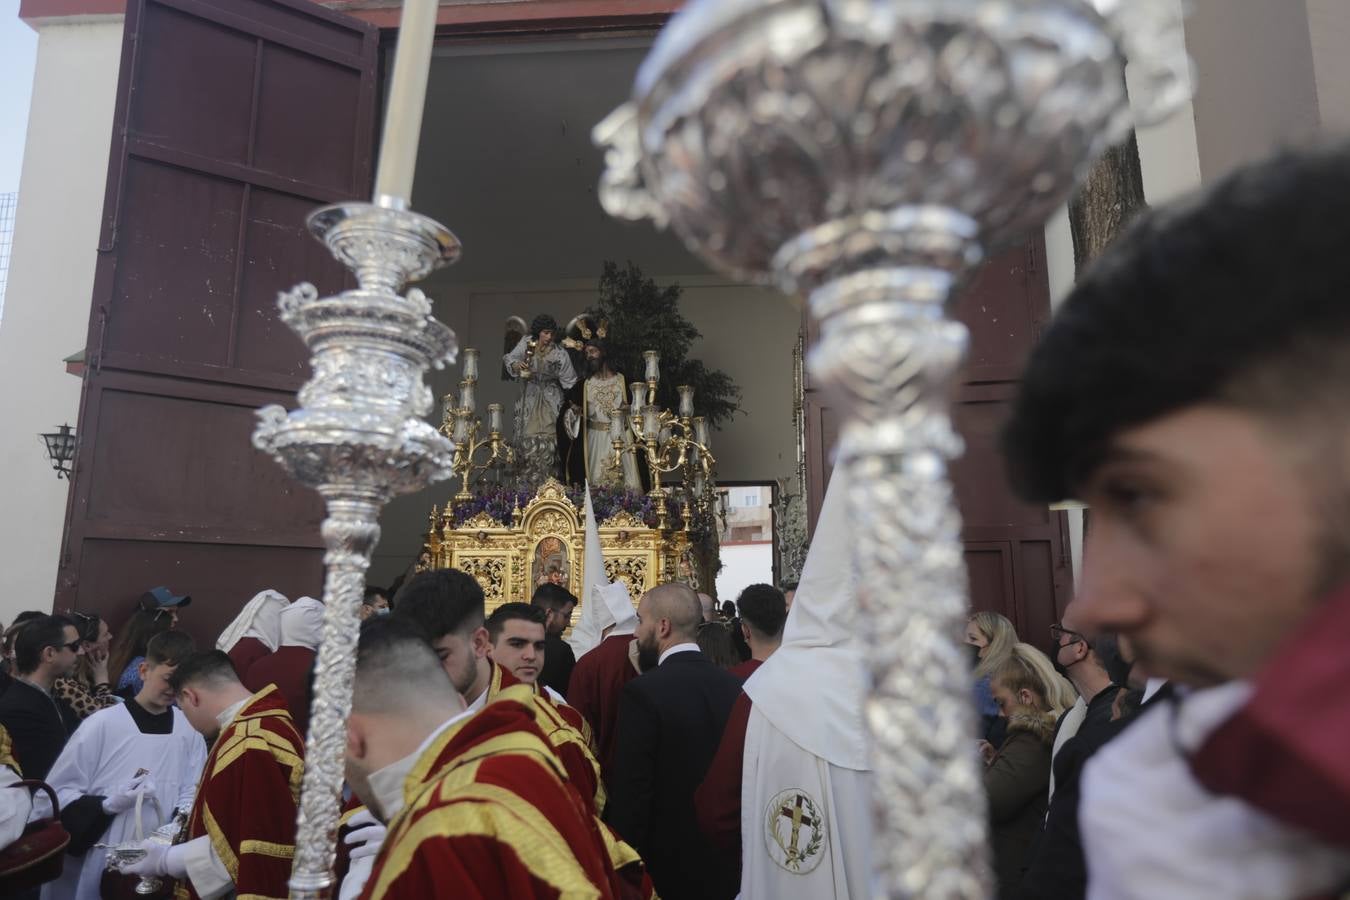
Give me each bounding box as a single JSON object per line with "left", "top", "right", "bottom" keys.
{"left": 0, "top": 780, "right": 70, "bottom": 892}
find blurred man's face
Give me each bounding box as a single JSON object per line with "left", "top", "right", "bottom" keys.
{"left": 489, "top": 620, "right": 546, "bottom": 684}
{"left": 1074, "top": 405, "right": 1325, "bottom": 687}
{"left": 53, "top": 625, "right": 82, "bottom": 677}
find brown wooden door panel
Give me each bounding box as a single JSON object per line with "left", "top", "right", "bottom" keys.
{"left": 800, "top": 234, "right": 1069, "bottom": 638}
{"left": 56, "top": 0, "right": 378, "bottom": 642}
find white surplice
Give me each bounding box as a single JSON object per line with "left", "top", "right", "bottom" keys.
{"left": 39, "top": 702, "right": 207, "bottom": 900}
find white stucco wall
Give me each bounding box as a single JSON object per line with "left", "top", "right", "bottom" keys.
{"left": 0, "top": 17, "right": 123, "bottom": 625}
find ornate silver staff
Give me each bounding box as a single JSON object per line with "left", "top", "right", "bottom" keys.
{"left": 252, "top": 1, "right": 456, "bottom": 896}
{"left": 595, "top": 0, "right": 1189, "bottom": 895}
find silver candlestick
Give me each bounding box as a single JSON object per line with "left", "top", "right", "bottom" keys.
{"left": 595, "top": 0, "right": 1189, "bottom": 896}
{"left": 253, "top": 201, "right": 461, "bottom": 898}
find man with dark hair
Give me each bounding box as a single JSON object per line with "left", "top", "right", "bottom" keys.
{"left": 118, "top": 649, "right": 304, "bottom": 899}
{"left": 609, "top": 583, "right": 742, "bottom": 899}
{"left": 395, "top": 570, "right": 605, "bottom": 815}
{"left": 1001, "top": 143, "right": 1350, "bottom": 896}
{"left": 532, "top": 582, "right": 577, "bottom": 696}
{"left": 730, "top": 583, "right": 786, "bottom": 679}
{"left": 485, "top": 602, "right": 548, "bottom": 687}
{"left": 0, "top": 614, "right": 81, "bottom": 780}
{"left": 343, "top": 617, "right": 649, "bottom": 899}
{"left": 44, "top": 630, "right": 205, "bottom": 898}
{"left": 504, "top": 312, "right": 578, "bottom": 485}
{"left": 361, "top": 586, "right": 390, "bottom": 620}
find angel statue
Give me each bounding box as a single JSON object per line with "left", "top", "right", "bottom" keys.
{"left": 503, "top": 313, "right": 577, "bottom": 487}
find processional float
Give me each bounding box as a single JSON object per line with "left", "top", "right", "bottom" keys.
{"left": 251, "top": 0, "right": 1191, "bottom": 896}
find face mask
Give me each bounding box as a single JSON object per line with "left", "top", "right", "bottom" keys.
{"left": 1051, "top": 649, "right": 1073, "bottom": 680}
{"left": 969, "top": 643, "right": 983, "bottom": 667}
{"left": 375, "top": 608, "right": 390, "bottom": 617}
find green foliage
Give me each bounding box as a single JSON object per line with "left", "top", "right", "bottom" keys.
{"left": 587, "top": 261, "right": 742, "bottom": 428}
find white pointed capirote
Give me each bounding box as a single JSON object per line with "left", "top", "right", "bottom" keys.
{"left": 567, "top": 483, "right": 636, "bottom": 657}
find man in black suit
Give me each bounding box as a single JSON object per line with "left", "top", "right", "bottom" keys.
{"left": 532, "top": 583, "right": 578, "bottom": 696}
{"left": 0, "top": 614, "right": 81, "bottom": 780}
{"left": 607, "top": 583, "right": 743, "bottom": 900}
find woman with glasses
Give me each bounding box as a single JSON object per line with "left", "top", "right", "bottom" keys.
{"left": 53, "top": 611, "right": 119, "bottom": 720}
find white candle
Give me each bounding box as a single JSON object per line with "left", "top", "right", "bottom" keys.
{"left": 630, "top": 382, "right": 647, "bottom": 412}
{"left": 644, "top": 350, "right": 661, "bottom": 382}
{"left": 487, "top": 403, "right": 502, "bottom": 434}
{"left": 373, "top": 0, "right": 438, "bottom": 204}
{"left": 643, "top": 407, "right": 660, "bottom": 440}
{"left": 610, "top": 409, "right": 627, "bottom": 440}
{"left": 462, "top": 348, "right": 479, "bottom": 382}
{"left": 451, "top": 413, "right": 468, "bottom": 444}
{"left": 694, "top": 417, "right": 710, "bottom": 450}
{"left": 459, "top": 380, "right": 476, "bottom": 414}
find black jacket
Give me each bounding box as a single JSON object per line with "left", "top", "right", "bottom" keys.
{"left": 606, "top": 649, "right": 743, "bottom": 900}
{"left": 540, "top": 633, "right": 576, "bottom": 698}
{"left": 0, "top": 678, "right": 79, "bottom": 781}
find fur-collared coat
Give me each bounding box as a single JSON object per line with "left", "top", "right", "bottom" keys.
{"left": 984, "top": 709, "right": 1058, "bottom": 899}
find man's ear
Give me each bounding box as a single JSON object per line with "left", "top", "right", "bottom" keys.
{"left": 470, "top": 626, "right": 491, "bottom": 659}
{"left": 138, "top": 660, "right": 150, "bottom": 681}
{"left": 345, "top": 716, "right": 367, "bottom": 761}
{"left": 741, "top": 621, "right": 751, "bottom": 643}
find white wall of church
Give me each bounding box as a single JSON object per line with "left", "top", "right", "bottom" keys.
{"left": 0, "top": 17, "right": 123, "bottom": 625}
{"left": 367, "top": 275, "right": 802, "bottom": 589}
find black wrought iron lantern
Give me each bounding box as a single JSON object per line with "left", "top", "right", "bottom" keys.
{"left": 39, "top": 423, "right": 76, "bottom": 479}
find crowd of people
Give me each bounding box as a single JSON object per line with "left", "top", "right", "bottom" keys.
{"left": 2, "top": 142, "right": 1350, "bottom": 898}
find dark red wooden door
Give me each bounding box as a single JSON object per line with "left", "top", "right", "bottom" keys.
{"left": 55, "top": 0, "right": 378, "bottom": 645}
{"left": 803, "top": 237, "right": 1072, "bottom": 650}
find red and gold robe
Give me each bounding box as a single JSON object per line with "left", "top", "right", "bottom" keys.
{"left": 175, "top": 684, "right": 304, "bottom": 900}
{"left": 484, "top": 661, "right": 607, "bottom": 816}
{"left": 359, "top": 685, "right": 649, "bottom": 900}
{"left": 226, "top": 636, "right": 271, "bottom": 678}
{"left": 566, "top": 633, "right": 639, "bottom": 782}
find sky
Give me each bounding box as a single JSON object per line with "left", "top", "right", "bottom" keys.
{"left": 0, "top": 0, "right": 38, "bottom": 195}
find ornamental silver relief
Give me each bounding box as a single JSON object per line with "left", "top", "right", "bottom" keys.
{"left": 596, "top": 0, "right": 1189, "bottom": 896}
{"left": 253, "top": 202, "right": 462, "bottom": 897}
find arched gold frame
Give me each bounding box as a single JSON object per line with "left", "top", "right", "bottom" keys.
{"left": 423, "top": 479, "right": 694, "bottom": 618}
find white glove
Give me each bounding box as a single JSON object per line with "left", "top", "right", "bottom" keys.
{"left": 344, "top": 808, "right": 387, "bottom": 862}
{"left": 103, "top": 773, "right": 155, "bottom": 814}
{"left": 115, "top": 840, "right": 188, "bottom": 879}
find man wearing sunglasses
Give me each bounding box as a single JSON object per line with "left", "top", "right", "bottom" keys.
{"left": 0, "top": 614, "right": 82, "bottom": 780}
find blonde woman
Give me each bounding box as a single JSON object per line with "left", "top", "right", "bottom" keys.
{"left": 966, "top": 611, "right": 1019, "bottom": 742}
{"left": 982, "top": 643, "right": 1071, "bottom": 898}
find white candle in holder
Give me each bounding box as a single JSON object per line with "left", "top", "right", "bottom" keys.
{"left": 373, "top": 0, "right": 438, "bottom": 203}
{"left": 644, "top": 350, "right": 661, "bottom": 382}
{"left": 642, "top": 406, "right": 660, "bottom": 440}
{"left": 487, "top": 403, "right": 502, "bottom": 433}
{"left": 462, "top": 348, "right": 479, "bottom": 382}
{"left": 678, "top": 384, "right": 695, "bottom": 418}
{"left": 610, "top": 409, "right": 627, "bottom": 440}
{"left": 459, "top": 380, "right": 476, "bottom": 414}
{"left": 694, "top": 416, "right": 710, "bottom": 450}
{"left": 630, "top": 381, "right": 648, "bottom": 412}
{"left": 451, "top": 413, "right": 469, "bottom": 444}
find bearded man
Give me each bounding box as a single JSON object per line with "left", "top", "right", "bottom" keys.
{"left": 1001, "top": 142, "right": 1350, "bottom": 898}
{"left": 577, "top": 331, "right": 641, "bottom": 490}
{"left": 504, "top": 314, "right": 577, "bottom": 486}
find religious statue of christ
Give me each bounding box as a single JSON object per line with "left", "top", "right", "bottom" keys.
{"left": 503, "top": 314, "right": 578, "bottom": 487}
{"left": 578, "top": 329, "right": 642, "bottom": 491}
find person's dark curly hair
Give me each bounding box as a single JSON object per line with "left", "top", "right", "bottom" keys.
{"left": 1002, "top": 141, "right": 1350, "bottom": 502}
{"left": 530, "top": 314, "right": 559, "bottom": 339}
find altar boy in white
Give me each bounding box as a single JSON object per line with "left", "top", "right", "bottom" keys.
{"left": 739, "top": 469, "right": 872, "bottom": 899}
{"left": 40, "top": 630, "right": 207, "bottom": 900}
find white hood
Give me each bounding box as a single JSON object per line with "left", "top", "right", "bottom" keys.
{"left": 278, "top": 596, "right": 324, "bottom": 650}
{"left": 743, "top": 467, "right": 869, "bottom": 771}
{"left": 568, "top": 485, "right": 637, "bottom": 656}
{"left": 215, "top": 589, "right": 289, "bottom": 653}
